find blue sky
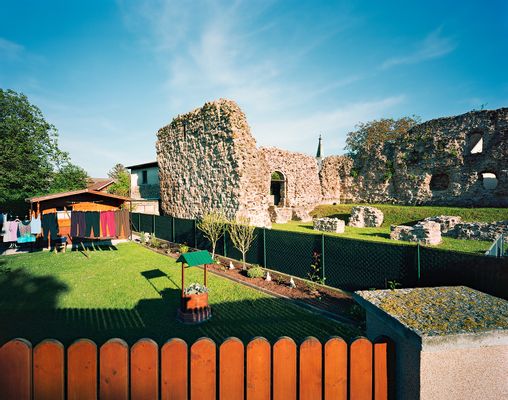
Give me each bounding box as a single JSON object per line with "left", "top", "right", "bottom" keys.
{"left": 1, "top": 0, "right": 507, "bottom": 177}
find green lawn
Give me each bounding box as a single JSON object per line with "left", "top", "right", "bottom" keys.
{"left": 0, "top": 243, "right": 359, "bottom": 346}
{"left": 273, "top": 204, "right": 508, "bottom": 254}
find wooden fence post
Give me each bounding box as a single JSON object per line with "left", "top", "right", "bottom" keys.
{"left": 100, "top": 339, "right": 129, "bottom": 400}
{"left": 161, "top": 339, "right": 188, "bottom": 400}
{"left": 190, "top": 338, "right": 216, "bottom": 400}
{"left": 246, "top": 337, "right": 271, "bottom": 400}
{"left": 273, "top": 337, "right": 296, "bottom": 400}
{"left": 0, "top": 339, "right": 32, "bottom": 400}
{"left": 68, "top": 339, "right": 97, "bottom": 400}
{"left": 324, "top": 337, "right": 347, "bottom": 400}
{"left": 33, "top": 339, "right": 65, "bottom": 400}
{"left": 299, "top": 337, "right": 322, "bottom": 400}
{"left": 220, "top": 337, "right": 244, "bottom": 400}
{"left": 131, "top": 339, "right": 158, "bottom": 400}
{"left": 350, "top": 337, "right": 373, "bottom": 400}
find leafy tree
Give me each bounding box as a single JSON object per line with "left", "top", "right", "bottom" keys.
{"left": 229, "top": 216, "right": 256, "bottom": 270}
{"left": 345, "top": 116, "right": 421, "bottom": 166}
{"left": 0, "top": 89, "right": 71, "bottom": 207}
{"left": 107, "top": 163, "right": 130, "bottom": 197}
{"left": 197, "top": 211, "right": 227, "bottom": 259}
{"left": 49, "top": 163, "right": 89, "bottom": 194}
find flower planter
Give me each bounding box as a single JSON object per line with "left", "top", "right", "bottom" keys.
{"left": 181, "top": 292, "right": 209, "bottom": 311}
{"left": 177, "top": 292, "right": 212, "bottom": 324}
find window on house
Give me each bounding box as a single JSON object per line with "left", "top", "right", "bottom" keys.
{"left": 467, "top": 132, "right": 483, "bottom": 154}
{"left": 142, "top": 170, "right": 148, "bottom": 184}
{"left": 481, "top": 172, "right": 498, "bottom": 190}
{"left": 430, "top": 173, "right": 449, "bottom": 191}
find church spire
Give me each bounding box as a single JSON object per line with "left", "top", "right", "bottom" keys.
{"left": 316, "top": 134, "right": 323, "bottom": 158}
{"left": 316, "top": 134, "right": 323, "bottom": 169}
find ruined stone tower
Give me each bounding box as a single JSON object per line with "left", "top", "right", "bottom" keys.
{"left": 156, "top": 99, "right": 272, "bottom": 226}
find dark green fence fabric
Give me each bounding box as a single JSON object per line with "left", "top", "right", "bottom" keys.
{"left": 418, "top": 247, "right": 508, "bottom": 299}
{"left": 154, "top": 215, "right": 173, "bottom": 242}
{"left": 130, "top": 213, "right": 507, "bottom": 299}
{"left": 265, "top": 230, "right": 320, "bottom": 280}
{"left": 174, "top": 218, "right": 195, "bottom": 247}
{"left": 131, "top": 213, "right": 140, "bottom": 232}
{"left": 324, "top": 237, "right": 417, "bottom": 290}
{"left": 139, "top": 214, "right": 153, "bottom": 234}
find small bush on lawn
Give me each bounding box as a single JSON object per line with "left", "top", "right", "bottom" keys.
{"left": 247, "top": 265, "right": 265, "bottom": 279}
{"left": 149, "top": 234, "right": 161, "bottom": 248}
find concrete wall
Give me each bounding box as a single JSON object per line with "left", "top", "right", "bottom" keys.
{"left": 130, "top": 166, "right": 160, "bottom": 200}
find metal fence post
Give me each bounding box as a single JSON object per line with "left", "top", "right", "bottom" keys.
{"left": 263, "top": 228, "right": 267, "bottom": 267}
{"left": 321, "top": 234, "right": 326, "bottom": 283}
{"left": 417, "top": 241, "right": 421, "bottom": 281}
{"left": 172, "top": 216, "right": 175, "bottom": 243}
{"left": 138, "top": 213, "right": 141, "bottom": 232}
{"left": 224, "top": 231, "right": 227, "bottom": 257}
{"left": 152, "top": 214, "right": 156, "bottom": 236}
{"left": 193, "top": 220, "right": 197, "bottom": 248}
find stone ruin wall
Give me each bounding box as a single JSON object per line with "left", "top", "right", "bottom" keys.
{"left": 156, "top": 99, "right": 271, "bottom": 226}
{"left": 260, "top": 147, "right": 322, "bottom": 210}
{"left": 156, "top": 100, "right": 507, "bottom": 228}
{"left": 320, "top": 108, "right": 508, "bottom": 207}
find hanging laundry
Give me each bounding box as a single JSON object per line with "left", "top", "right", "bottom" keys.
{"left": 71, "top": 211, "right": 86, "bottom": 237}
{"left": 100, "top": 211, "right": 116, "bottom": 237}
{"left": 2, "top": 220, "right": 19, "bottom": 242}
{"left": 42, "top": 213, "right": 58, "bottom": 239}
{"left": 17, "top": 220, "right": 35, "bottom": 244}
{"left": 30, "top": 214, "right": 41, "bottom": 234}
{"left": 84, "top": 212, "right": 100, "bottom": 237}
{"left": 114, "top": 209, "right": 130, "bottom": 238}
{"left": 57, "top": 211, "right": 71, "bottom": 237}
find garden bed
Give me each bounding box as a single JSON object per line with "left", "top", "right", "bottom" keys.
{"left": 139, "top": 238, "right": 364, "bottom": 326}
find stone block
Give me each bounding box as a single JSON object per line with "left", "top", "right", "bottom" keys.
{"left": 348, "top": 206, "right": 384, "bottom": 227}
{"left": 390, "top": 221, "right": 442, "bottom": 245}
{"left": 313, "top": 217, "right": 345, "bottom": 233}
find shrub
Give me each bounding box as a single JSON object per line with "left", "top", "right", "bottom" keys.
{"left": 139, "top": 232, "right": 146, "bottom": 244}
{"left": 247, "top": 265, "right": 265, "bottom": 279}
{"left": 179, "top": 244, "right": 189, "bottom": 254}
{"left": 150, "top": 234, "right": 160, "bottom": 248}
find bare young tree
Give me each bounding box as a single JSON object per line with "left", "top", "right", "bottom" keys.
{"left": 197, "top": 211, "right": 227, "bottom": 260}
{"left": 229, "top": 216, "right": 256, "bottom": 270}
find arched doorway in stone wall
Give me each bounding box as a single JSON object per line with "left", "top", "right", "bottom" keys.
{"left": 270, "top": 171, "right": 286, "bottom": 207}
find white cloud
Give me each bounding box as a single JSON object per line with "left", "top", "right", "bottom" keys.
{"left": 0, "top": 37, "right": 24, "bottom": 60}
{"left": 119, "top": 0, "right": 404, "bottom": 158}
{"left": 381, "top": 27, "right": 456, "bottom": 69}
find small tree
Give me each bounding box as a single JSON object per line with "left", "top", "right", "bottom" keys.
{"left": 229, "top": 216, "right": 256, "bottom": 270}
{"left": 197, "top": 211, "right": 227, "bottom": 260}
{"left": 107, "top": 163, "right": 130, "bottom": 197}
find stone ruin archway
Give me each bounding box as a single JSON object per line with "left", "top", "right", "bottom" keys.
{"left": 270, "top": 171, "right": 286, "bottom": 207}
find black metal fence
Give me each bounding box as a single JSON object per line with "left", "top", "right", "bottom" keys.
{"left": 131, "top": 213, "right": 508, "bottom": 299}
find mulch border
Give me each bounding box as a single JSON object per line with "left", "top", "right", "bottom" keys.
{"left": 136, "top": 238, "right": 362, "bottom": 328}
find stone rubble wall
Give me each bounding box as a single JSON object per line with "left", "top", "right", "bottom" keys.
{"left": 320, "top": 108, "right": 508, "bottom": 207}
{"left": 348, "top": 206, "right": 384, "bottom": 227}
{"left": 319, "top": 155, "right": 358, "bottom": 203}
{"left": 445, "top": 220, "right": 508, "bottom": 242}
{"left": 313, "top": 217, "right": 345, "bottom": 233}
{"left": 268, "top": 206, "right": 293, "bottom": 224}
{"left": 423, "top": 215, "right": 462, "bottom": 233}
{"left": 390, "top": 221, "right": 442, "bottom": 245}
{"left": 260, "top": 147, "right": 322, "bottom": 209}
{"left": 156, "top": 99, "right": 271, "bottom": 227}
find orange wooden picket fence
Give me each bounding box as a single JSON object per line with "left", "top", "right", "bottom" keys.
{"left": 0, "top": 336, "right": 392, "bottom": 400}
